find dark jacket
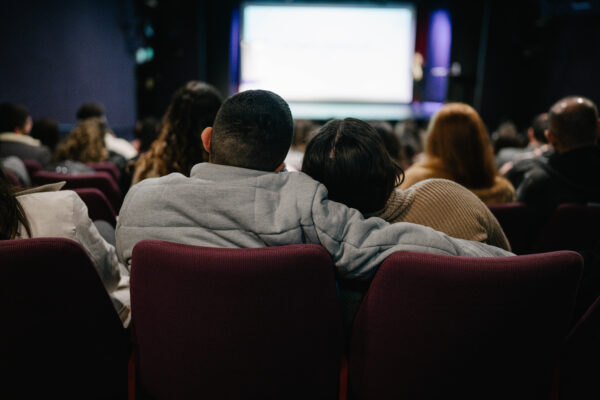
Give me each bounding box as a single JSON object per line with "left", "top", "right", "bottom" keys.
{"left": 504, "top": 147, "right": 554, "bottom": 189}
{"left": 0, "top": 133, "right": 51, "bottom": 166}
{"left": 516, "top": 145, "right": 600, "bottom": 216}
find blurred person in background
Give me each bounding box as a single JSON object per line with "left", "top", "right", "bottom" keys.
{"left": 399, "top": 103, "right": 515, "bottom": 205}
{"left": 131, "top": 81, "right": 223, "bottom": 185}
{"left": 0, "top": 102, "right": 51, "bottom": 166}
{"left": 30, "top": 118, "right": 61, "bottom": 154}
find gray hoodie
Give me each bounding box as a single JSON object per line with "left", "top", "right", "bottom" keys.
{"left": 116, "top": 163, "right": 513, "bottom": 279}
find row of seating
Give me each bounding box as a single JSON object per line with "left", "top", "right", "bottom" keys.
{"left": 15, "top": 161, "right": 600, "bottom": 256}
{"left": 23, "top": 159, "right": 123, "bottom": 212}
{"left": 1, "top": 238, "right": 598, "bottom": 399}
{"left": 489, "top": 202, "right": 600, "bottom": 254}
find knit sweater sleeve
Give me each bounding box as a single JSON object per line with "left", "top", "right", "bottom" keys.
{"left": 390, "top": 179, "right": 511, "bottom": 251}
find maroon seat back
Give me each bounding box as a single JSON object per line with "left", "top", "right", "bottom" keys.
{"left": 348, "top": 251, "right": 583, "bottom": 400}
{"left": 532, "top": 203, "right": 600, "bottom": 253}
{"left": 0, "top": 238, "right": 129, "bottom": 399}
{"left": 73, "top": 187, "right": 117, "bottom": 226}
{"left": 488, "top": 202, "right": 540, "bottom": 254}
{"left": 23, "top": 159, "right": 42, "bottom": 177}
{"left": 32, "top": 170, "right": 122, "bottom": 212}
{"left": 88, "top": 161, "right": 121, "bottom": 182}
{"left": 131, "top": 240, "right": 343, "bottom": 400}
{"left": 559, "top": 295, "right": 600, "bottom": 399}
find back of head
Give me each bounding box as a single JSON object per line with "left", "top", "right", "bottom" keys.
{"left": 154, "top": 81, "right": 223, "bottom": 174}
{"left": 492, "top": 121, "right": 524, "bottom": 154}
{"left": 54, "top": 118, "right": 108, "bottom": 163}
{"left": 76, "top": 102, "right": 106, "bottom": 121}
{"left": 530, "top": 112, "right": 549, "bottom": 143}
{"left": 31, "top": 118, "right": 61, "bottom": 151}
{"left": 425, "top": 102, "right": 496, "bottom": 189}
{"left": 210, "top": 90, "right": 293, "bottom": 171}
{"left": 549, "top": 96, "right": 598, "bottom": 150}
{"left": 302, "top": 118, "right": 403, "bottom": 215}
{"left": 0, "top": 103, "right": 31, "bottom": 133}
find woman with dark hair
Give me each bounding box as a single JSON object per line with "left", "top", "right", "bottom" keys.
{"left": 399, "top": 103, "right": 515, "bottom": 205}
{"left": 132, "top": 81, "right": 223, "bottom": 184}
{"left": 302, "top": 118, "right": 510, "bottom": 250}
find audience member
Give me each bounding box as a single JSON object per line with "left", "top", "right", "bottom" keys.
{"left": 131, "top": 81, "right": 223, "bottom": 185}
{"left": 54, "top": 118, "right": 109, "bottom": 163}
{"left": 399, "top": 103, "right": 515, "bottom": 205}
{"left": 492, "top": 121, "right": 525, "bottom": 157}
{"left": 498, "top": 113, "right": 551, "bottom": 175}
{"left": 0, "top": 170, "right": 128, "bottom": 322}
{"left": 302, "top": 118, "right": 510, "bottom": 250}
{"left": 116, "top": 90, "right": 512, "bottom": 279}
{"left": 515, "top": 96, "right": 600, "bottom": 216}
{"left": 76, "top": 102, "right": 138, "bottom": 160}
{"left": 30, "top": 118, "right": 61, "bottom": 153}
{"left": 50, "top": 118, "right": 106, "bottom": 173}
{"left": 370, "top": 120, "right": 409, "bottom": 169}
{"left": 0, "top": 103, "right": 51, "bottom": 166}
{"left": 500, "top": 113, "right": 554, "bottom": 188}
{"left": 132, "top": 116, "right": 161, "bottom": 153}
{"left": 395, "top": 118, "right": 423, "bottom": 165}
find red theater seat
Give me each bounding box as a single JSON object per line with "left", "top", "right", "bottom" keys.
{"left": 130, "top": 240, "right": 344, "bottom": 399}
{"left": 32, "top": 170, "right": 123, "bottom": 212}
{"left": 0, "top": 238, "right": 129, "bottom": 399}
{"left": 348, "top": 250, "right": 582, "bottom": 399}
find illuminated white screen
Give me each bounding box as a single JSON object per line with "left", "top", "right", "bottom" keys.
{"left": 240, "top": 3, "right": 416, "bottom": 119}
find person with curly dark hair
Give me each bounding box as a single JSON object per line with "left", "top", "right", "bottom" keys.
{"left": 54, "top": 118, "right": 109, "bottom": 164}
{"left": 132, "top": 81, "right": 223, "bottom": 185}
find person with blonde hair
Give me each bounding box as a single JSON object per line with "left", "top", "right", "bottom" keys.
{"left": 54, "top": 118, "right": 109, "bottom": 163}
{"left": 399, "top": 103, "right": 515, "bottom": 205}
{"left": 132, "top": 81, "right": 223, "bottom": 185}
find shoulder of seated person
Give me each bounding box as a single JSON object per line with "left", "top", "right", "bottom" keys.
{"left": 411, "top": 178, "right": 485, "bottom": 202}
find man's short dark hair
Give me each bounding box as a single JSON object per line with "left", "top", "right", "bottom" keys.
{"left": 549, "top": 96, "right": 598, "bottom": 149}
{"left": 302, "top": 118, "right": 404, "bottom": 215}
{"left": 76, "top": 102, "right": 106, "bottom": 120}
{"left": 0, "top": 103, "right": 30, "bottom": 132}
{"left": 210, "top": 90, "right": 293, "bottom": 171}
{"left": 530, "top": 112, "right": 549, "bottom": 143}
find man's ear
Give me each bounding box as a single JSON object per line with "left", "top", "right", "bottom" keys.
{"left": 201, "top": 127, "right": 212, "bottom": 153}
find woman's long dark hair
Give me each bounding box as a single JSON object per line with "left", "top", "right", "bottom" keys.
{"left": 302, "top": 118, "right": 404, "bottom": 215}
{"left": 0, "top": 169, "right": 30, "bottom": 239}
{"left": 154, "top": 81, "right": 223, "bottom": 174}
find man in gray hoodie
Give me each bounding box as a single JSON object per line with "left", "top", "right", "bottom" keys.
{"left": 116, "top": 90, "right": 512, "bottom": 279}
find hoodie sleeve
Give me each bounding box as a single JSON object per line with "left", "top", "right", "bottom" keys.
{"left": 310, "top": 182, "right": 514, "bottom": 280}
{"left": 70, "top": 192, "right": 122, "bottom": 292}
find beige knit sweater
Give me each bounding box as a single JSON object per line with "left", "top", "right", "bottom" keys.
{"left": 370, "top": 178, "right": 511, "bottom": 251}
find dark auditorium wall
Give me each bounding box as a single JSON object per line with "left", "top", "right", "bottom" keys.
{"left": 479, "top": 1, "right": 600, "bottom": 130}
{"left": 0, "top": 0, "right": 136, "bottom": 129}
